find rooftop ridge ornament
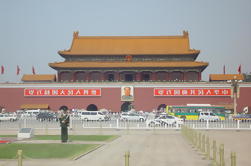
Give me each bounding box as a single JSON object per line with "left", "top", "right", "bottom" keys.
{"left": 73, "top": 31, "right": 79, "bottom": 39}
{"left": 183, "top": 30, "right": 189, "bottom": 37}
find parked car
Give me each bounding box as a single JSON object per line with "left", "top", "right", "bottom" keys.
{"left": 80, "top": 111, "right": 108, "bottom": 121}
{"left": 120, "top": 113, "right": 146, "bottom": 122}
{"left": 198, "top": 112, "right": 220, "bottom": 122}
{"left": 0, "top": 113, "right": 17, "bottom": 122}
{"left": 36, "top": 112, "right": 58, "bottom": 121}
{"left": 21, "top": 109, "right": 41, "bottom": 118}
{"left": 147, "top": 115, "right": 184, "bottom": 127}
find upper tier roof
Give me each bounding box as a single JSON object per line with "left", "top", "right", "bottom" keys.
{"left": 58, "top": 31, "right": 200, "bottom": 56}
{"left": 49, "top": 61, "right": 208, "bottom": 70}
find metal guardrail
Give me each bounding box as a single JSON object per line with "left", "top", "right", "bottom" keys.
{"left": 0, "top": 118, "right": 251, "bottom": 130}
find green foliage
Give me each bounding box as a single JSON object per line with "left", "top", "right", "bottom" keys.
{"left": 0, "top": 135, "right": 118, "bottom": 159}
{"left": 0, "top": 135, "right": 16, "bottom": 138}
{"left": 33, "top": 135, "right": 118, "bottom": 141}
{"left": 0, "top": 135, "right": 118, "bottom": 141}
{"left": 0, "top": 144, "right": 98, "bottom": 159}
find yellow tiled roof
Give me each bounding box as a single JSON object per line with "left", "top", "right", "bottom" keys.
{"left": 20, "top": 104, "right": 49, "bottom": 110}
{"left": 22, "top": 74, "right": 56, "bottom": 82}
{"left": 209, "top": 74, "right": 244, "bottom": 81}
{"left": 58, "top": 31, "right": 200, "bottom": 56}
{"left": 49, "top": 61, "right": 208, "bottom": 68}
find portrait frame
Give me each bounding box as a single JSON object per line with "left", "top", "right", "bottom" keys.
{"left": 121, "top": 86, "right": 134, "bottom": 101}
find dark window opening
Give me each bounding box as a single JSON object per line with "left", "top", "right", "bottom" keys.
{"left": 125, "top": 74, "right": 133, "bottom": 81}
{"left": 156, "top": 72, "right": 166, "bottom": 81}
{"left": 60, "top": 72, "right": 72, "bottom": 82}
{"left": 108, "top": 74, "right": 114, "bottom": 81}
{"left": 142, "top": 74, "right": 150, "bottom": 81}
{"left": 170, "top": 72, "right": 183, "bottom": 81}
{"left": 90, "top": 72, "right": 101, "bottom": 81}
{"left": 75, "top": 72, "right": 85, "bottom": 82}
{"left": 186, "top": 72, "right": 198, "bottom": 81}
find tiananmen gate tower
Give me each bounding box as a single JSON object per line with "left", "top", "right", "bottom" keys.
{"left": 0, "top": 31, "right": 251, "bottom": 113}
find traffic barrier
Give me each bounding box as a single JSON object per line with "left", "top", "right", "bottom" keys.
{"left": 206, "top": 136, "right": 210, "bottom": 160}
{"left": 202, "top": 134, "right": 205, "bottom": 153}
{"left": 181, "top": 126, "right": 237, "bottom": 166}
{"left": 231, "top": 152, "right": 236, "bottom": 166}
{"left": 191, "top": 129, "right": 196, "bottom": 147}
{"left": 198, "top": 132, "right": 202, "bottom": 151}
{"left": 212, "top": 140, "right": 217, "bottom": 163}
{"left": 219, "top": 144, "right": 225, "bottom": 166}
{"left": 194, "top": 130, "right": 198, "bottom": 148}
{"left": 125, "top": 151, "right": 130, "bottom": 166}
{"left": 17, "top": 149, "right": 23, "bottom": 166}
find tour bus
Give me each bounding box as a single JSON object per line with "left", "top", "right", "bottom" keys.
{"left": 166, "top": 104, "right": 226, "bottom": 120}
{"left": 80, "top": 111, "right": 108, "bottom": 121}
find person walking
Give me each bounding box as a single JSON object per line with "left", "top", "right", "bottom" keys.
{"left": 59, "top": 106, "right": 70, "bottom": 143}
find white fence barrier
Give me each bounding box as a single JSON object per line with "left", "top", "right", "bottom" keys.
{"left": 0, "top": 118, "right": 251, "bottom": 130}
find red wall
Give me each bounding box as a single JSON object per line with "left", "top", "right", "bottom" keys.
{"left": 0, "top": 85, "right": 250, "bottom": 113}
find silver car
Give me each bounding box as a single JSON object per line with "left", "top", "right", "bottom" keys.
{"left": 120, "top": 113, "right": 146, "bottom": 122}
{"left": 0, "top": 113, "right": 17, "bottom": 122}
{"left": 147, "top": 115, "right": 183, "bottom": 127}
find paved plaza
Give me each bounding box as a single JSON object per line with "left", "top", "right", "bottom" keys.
{"left": 0, "top": 129, "right": 250, "bottom": 166}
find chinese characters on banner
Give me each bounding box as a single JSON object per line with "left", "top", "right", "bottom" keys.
{"left": 24, "top": 88, "right": 101, "bottom": 96}
{"left": 154, "top": 88, "right": 231, "bottom": 96}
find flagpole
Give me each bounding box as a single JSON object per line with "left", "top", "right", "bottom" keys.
{"left": 32, "top": 66, "right": 36, "bottom": 75}
{"left": 1, "top": 65, "right": 4, "bottom": 75}
{"left": 238, "top": 64, "right": 241, "bottom": 74}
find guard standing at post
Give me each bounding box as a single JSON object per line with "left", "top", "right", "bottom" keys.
{"left": 59, "top": 106, "right": 70, "bottom": 143}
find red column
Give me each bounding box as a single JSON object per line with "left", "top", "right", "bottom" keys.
{"left": 136, "top": 72, "right": 141, "bottom": 81}
{"left": 115, "top": 72, "right": 120, "bottom": 81}
{"left": 101, "top": 72, "right": 105, "bottom": 81}
{"left": 72, "top": 71, "right": 76, "bottom": 82}
{"left": 57, "top": 72, "right": 61, "bottom": 82}
{"left": 166, "top": 72, "right": 170, "bottom": 81}
{"left": 151, "top": 72, "right": 156, "bottom": 81}
{"left": 183, "top": 72, "right": 187, "bottom": 81}
{"left": 86, "top": 72, "right": 90, "bottom": 82}
{"left": 198, "top": 72, "right": 201, "bottom": 81}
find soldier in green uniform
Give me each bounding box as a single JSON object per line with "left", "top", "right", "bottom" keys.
{"left": 59, "top": 106, "right": 70, "bottom": 143}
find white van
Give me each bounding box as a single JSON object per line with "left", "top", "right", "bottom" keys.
{"left": 199, "top": 112, "right": 220, "bottom": 122}
{"left": 21, "top": 110, "right": 41, "bottom": 118}
{"left": 0, "top": 113, "right": 17, "bottom": 121}
{"left": 80, "top": 111, "right": 107, "bottom": 121}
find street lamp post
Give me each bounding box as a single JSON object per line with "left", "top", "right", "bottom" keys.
{"left": 231, "top": 77, "right": 239, "bottom": 115}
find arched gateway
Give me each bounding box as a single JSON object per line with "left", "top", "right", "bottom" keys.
{"left": 86, "top": 104, "right": 98, "bottom": 111}
{"left": 121, "top": 102, "right": 132, "bottom": 112}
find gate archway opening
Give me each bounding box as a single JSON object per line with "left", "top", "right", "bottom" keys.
{"left": 157, "top": 104, "right": 167, "bottom": 111}
{"left": 86, "top": 104, "right": 98, "bottom": 111}
{"left": 121, "top": 102, "right": 132, "bottom": 112}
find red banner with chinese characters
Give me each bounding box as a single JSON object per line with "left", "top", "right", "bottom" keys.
{"left": 24, "top": 88, "right": 101, "bottom": 97}
{"left": 154, "top": 88, "right": 231, "bottom": 96}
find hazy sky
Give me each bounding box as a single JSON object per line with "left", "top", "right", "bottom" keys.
{"left": 0, "top": 0, "right": 251, "bottom": 82}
